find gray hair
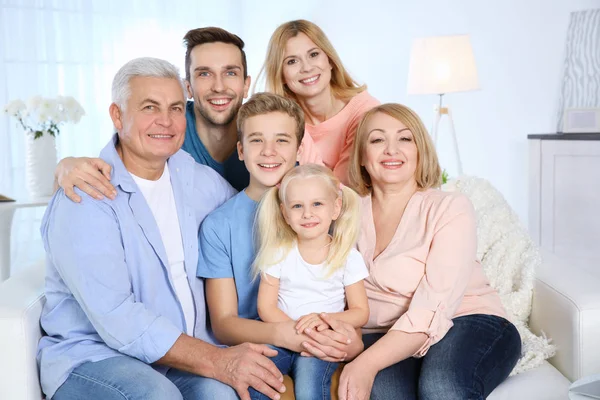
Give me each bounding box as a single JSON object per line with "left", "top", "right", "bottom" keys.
{"left": 111, "top": 57, "right": 186, "bottom": 110}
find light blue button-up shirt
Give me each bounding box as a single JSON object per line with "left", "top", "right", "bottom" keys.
{"left": 37, "top": 135, "right": 236, "bottom": 398}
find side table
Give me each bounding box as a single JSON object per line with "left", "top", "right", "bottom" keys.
{"left": 0, "top": 196, "right": 51, "bottom": 282}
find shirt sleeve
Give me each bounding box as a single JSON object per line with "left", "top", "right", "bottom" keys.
{"left": 194, "top": 163, "right": 237, "bottom": 206}
{"left": 263, "top": 261, "right": 282, "bottom": 279}
{"left": 390, "top": 194, "right": 478, "bottom": 357}
{"left": 44, "top": 192, "right": 182, "bottom": 364}
{"left": 332, "top": 94, "right": 380, "bottom": 186}
{"left": 261, "top": 247, "right": 290, "bottom": 279}
{"left": 343, "top": 248, "right": 370, "bottom": 286}
{"left": 212, "top": 167, "right": 237, "bottom": 203}
{"left": 197, "top": 213, "right": 234, "bottom": 279}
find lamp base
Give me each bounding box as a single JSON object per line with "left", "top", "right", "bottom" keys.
{"left": 431, "top": 99, "right": 463, "bottom": 176}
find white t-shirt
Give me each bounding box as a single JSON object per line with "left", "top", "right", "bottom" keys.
{"left": 264, "top": 245, "right": 369, "bottom": 321}
{"left": 131, "top": 164, "right": 195, "bottom": 335}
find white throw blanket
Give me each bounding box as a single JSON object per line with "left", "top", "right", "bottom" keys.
{"left": 442, "top": 176, "right": 555, "bottom": 375}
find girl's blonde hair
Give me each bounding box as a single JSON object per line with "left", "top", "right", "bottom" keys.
{"left": 253, "top": 164, "right": 360, "bottom": 278}
{"left": 254, "top": 20, "right": 365, "bottom": 102}
{"left": 349, "top": 103, "right": 442, "bottom": 196}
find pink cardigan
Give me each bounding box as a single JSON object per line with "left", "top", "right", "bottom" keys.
{"left": 358, "top": 189, "right": 507, "bottom": 357}
{"left": 298, "top": 91, "right": 379, "bottom": 185}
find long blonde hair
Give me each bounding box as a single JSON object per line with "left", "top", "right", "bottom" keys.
{"left": 349, "top": 103, "right": 442, "bottom": 196}
{"left": 253, "top": 164, "right": 360, "bottom": 278}
{"left": 254, "top": 20, "right": 366, "bottom": 102}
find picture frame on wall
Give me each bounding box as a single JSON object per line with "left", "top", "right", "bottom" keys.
{"left": 562, "top": 108, "right": 600, "bottom": 133}
{"left": 556, "top": 9, "right": 600, "bottom": 133}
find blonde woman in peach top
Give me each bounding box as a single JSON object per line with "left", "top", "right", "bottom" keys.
{"left": 337, "top": 104, "right": 521, "bottom": 400}
{"left": 256, "top": 20, "right": 380, "bottom": 185}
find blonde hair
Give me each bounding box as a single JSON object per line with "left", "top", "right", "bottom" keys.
{"left": 254, "top": 20, "right": 365, "bottom": 102}
{"left": 349, "top": 103, "right": 442, "bottom": 196}
{"left": 236, "top": 92, "right": 305, "bottom": 143}
{"left": 253, "top": 164, "right": 360, "bottom": 278}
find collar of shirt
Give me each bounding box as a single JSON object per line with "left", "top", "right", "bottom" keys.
{"left": 100, "top": 133, "right": 194, "bottom": 194}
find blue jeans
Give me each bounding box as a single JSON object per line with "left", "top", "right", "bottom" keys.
{"left": 52, "top": 355, "right": 237, "bottom": 400}
{"left": 365, "top": 314, "right": 521, "bottom": 400}
{"left": 249, "top": 346, "right": 337, "bottom": 400}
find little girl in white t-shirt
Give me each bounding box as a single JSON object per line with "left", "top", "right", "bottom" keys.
{"left": 251, "top": 164, "right": 369, "bottom": 400}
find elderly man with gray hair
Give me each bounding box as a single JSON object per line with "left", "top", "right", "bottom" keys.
{"left": 37, "top": 57, "right": 286, "bottom": 400}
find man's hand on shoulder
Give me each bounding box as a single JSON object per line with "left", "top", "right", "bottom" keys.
{"left": 210, "top": 343, "right": 286, "bottom": 400}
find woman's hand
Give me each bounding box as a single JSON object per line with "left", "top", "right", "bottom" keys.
{"left": 56, "top": 157, "right": 116, "bottom": 202}
{"left": 338, "top": 330, "right": 428, "bottom": 399}
{"left": 337, "top": 358, "right": 377, "bottom": 400}
{"left": 295, "top": 313, "right": 330, "bottom": 334}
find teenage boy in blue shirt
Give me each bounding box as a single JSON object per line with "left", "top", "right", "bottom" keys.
{"left": 197, "top": 93, "right": 364, "bottom": 379}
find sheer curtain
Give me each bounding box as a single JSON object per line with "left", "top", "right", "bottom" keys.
{"left": 0, "top": 0, "right": 242, "bottom": 274}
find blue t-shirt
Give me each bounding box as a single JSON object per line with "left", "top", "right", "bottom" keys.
{"left": 183, "top": 101, "right": 249, "bottom": 191}
{"left": 197, "top": 190, "right": 259, "bottom": 320}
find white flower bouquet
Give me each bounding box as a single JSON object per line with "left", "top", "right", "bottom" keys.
{"left": 3, "top": 95, "right": 85, "bottom": 139}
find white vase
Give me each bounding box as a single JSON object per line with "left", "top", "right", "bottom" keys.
{"left": 24, "top": 132, "right": 57, "bottom": 198}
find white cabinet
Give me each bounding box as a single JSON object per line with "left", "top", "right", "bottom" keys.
{"left": 529, "top": 135, "right": 600, "bottom": 259}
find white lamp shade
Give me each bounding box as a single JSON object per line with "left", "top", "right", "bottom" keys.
{"left": 407, "top": 35, "right": 480, "bottom": 95}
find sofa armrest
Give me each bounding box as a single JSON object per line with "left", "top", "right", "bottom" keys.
{"left": 529, "top": 251, "right": 600, "bottom": 382}
{"left": 0, "top": 261, "right": 46, "bottom": 400}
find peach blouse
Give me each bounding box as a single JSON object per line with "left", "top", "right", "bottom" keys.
{"left": 358, "top": 189, "right": 507, "bottom": 357}
{"left": 298, "top": 91, "right": 379, "bottom": 185}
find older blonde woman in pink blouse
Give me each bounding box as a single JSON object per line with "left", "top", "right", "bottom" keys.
{"left": 337, "top": 103, "right": 521, "bottom": 400}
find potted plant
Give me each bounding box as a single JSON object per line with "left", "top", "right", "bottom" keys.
{"left": 4, "top": 96, "right": 85, "bottom": 198}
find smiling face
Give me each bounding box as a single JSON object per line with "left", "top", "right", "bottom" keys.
{"left": 361, "top": 111, "right": 418, "bottom": 188}
{"left": 281, "top": 33, "right": 333, "bottom": 100}
{"left": 186, "top": 42, "right": 250, "bottom": 127}
{"left": 238, "top": 111, "right": 303, "bottom": 196}
{"left": 280, "top": 176, "right": 341, "bottom": 242}
{"left": 110, "top": 76, "right": 186, "bottom": 172}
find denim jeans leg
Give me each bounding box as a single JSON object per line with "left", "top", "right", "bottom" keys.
{"left": 363, "top": 333, "right": 421, "bottom": 400}
{"left": 291, "top": 354, "right": 337, "bottom": 400}
{"left": 52, "top": 356, "right": 183, "bottom": 400}
{"left": 167, "top": 367, "right": 238, "bottom": 400}
{"left": 419, "top": 314, "right": 522, "bottom": 400}
{"left": 249, "top": 345, "right": 293, "bottom": 400}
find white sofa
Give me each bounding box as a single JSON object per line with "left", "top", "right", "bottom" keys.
{"left": 1, "top": 252, "right": 599, "bottom": 400}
